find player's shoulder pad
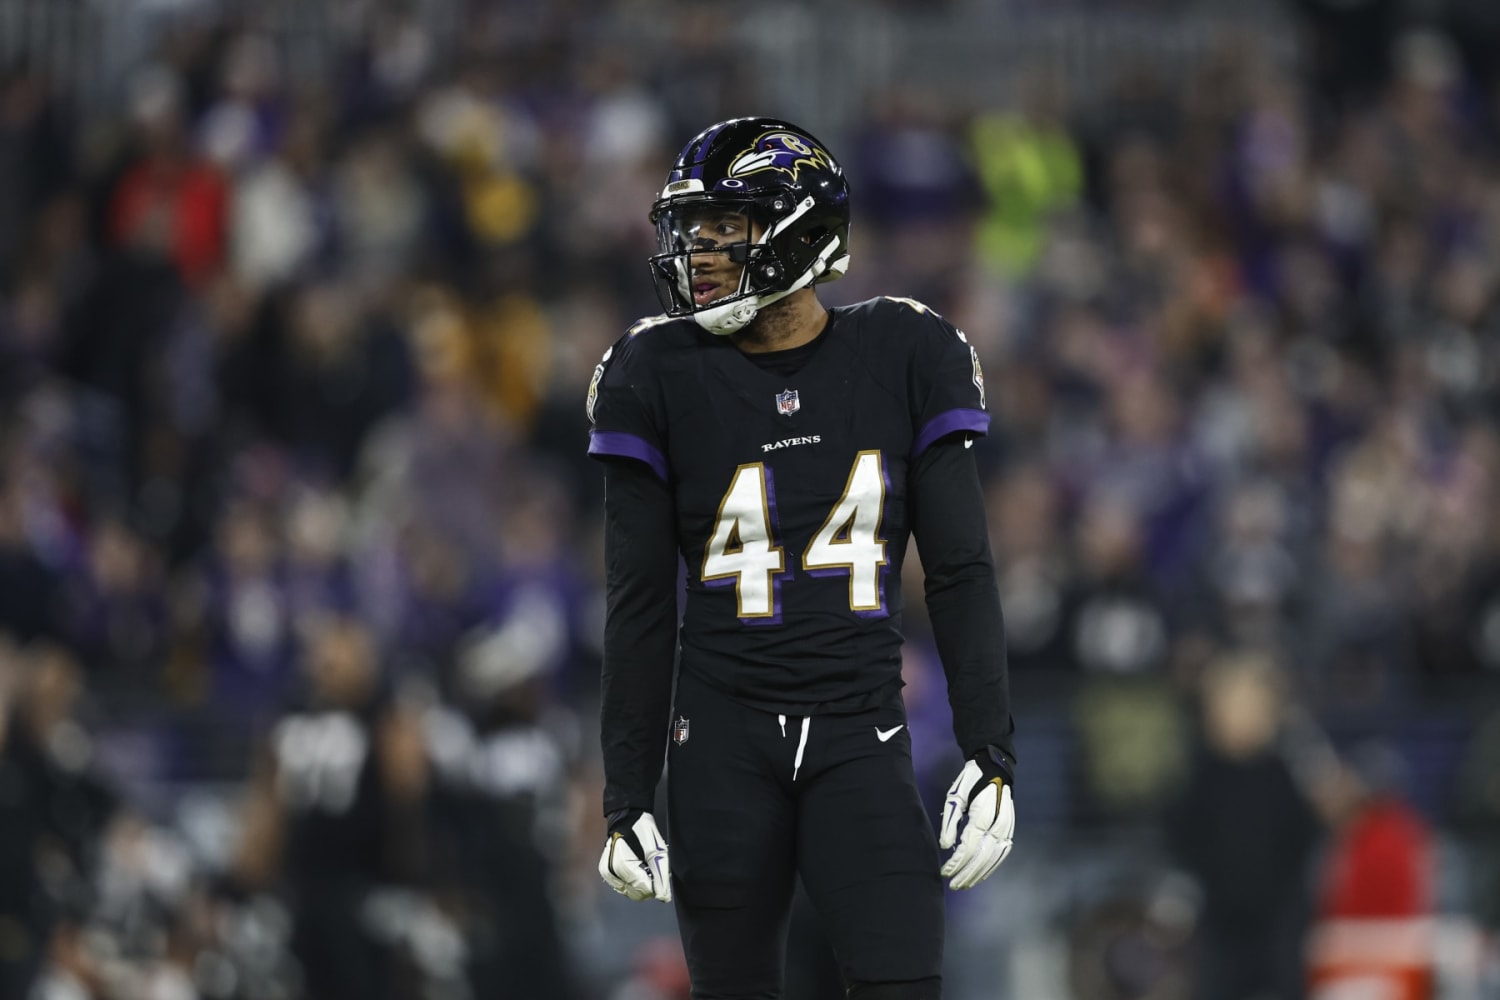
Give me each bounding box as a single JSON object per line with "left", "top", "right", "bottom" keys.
{"left": 612, "top": 313, "right": 691, "bottom": 365}
{"left": 853, "top": 295, "right": 968, "bottom": 355}
{"left": 626, "top": 312, "right": 703, "bottom": 350}
{"left": 625, "top": 312, "right": 677, "bottom": 341}
{"left": 586, "top": 315, "right": 692, "bottom": 425}
{"left": 866, "top": 297, "right": 985, "bottom": 411}
{"left": 876, "top": 295, "right": 946, "bottom": 321}
{"left": 853, "top": 295, "right": 959, "bottom": 339}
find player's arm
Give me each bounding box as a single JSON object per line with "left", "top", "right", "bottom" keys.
{"left": 910, "top": 435, "right": 1017, "bottom": 889}
{"left": 901, "top": 299, "right": 1015, "bottom": 762}
{"left": 900, "top": 296, "right": 1016, "bottom": 888}
{"left": 586, "top": 333, "right": 677, "bottom": 901}
{"left": 596, "top": 457, "right": 676, "bottom": 901}
{"left": 600, "top": 457, "right": 678, "bottom": 817}
{"left": 909, "top": 437, "right": 1015, "bottom": 762}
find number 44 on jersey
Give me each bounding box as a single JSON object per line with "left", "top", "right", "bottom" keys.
{"left": 702, "top": 451, "right": 888, "bottom": 622}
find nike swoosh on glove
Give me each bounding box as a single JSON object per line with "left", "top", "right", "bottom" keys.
{"left": 598, "top": 809, "right": 672, "bottom": 902}
{"left": 938, "top": 746, "right": 1015, "bottom": 890}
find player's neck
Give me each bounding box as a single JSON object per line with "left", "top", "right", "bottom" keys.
{"left": 731, "top": 290, "right": 827, "bottom": 355}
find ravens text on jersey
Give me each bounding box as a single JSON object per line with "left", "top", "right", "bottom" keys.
{"left": 588, "top": 295, "right": 987, "bottom": 713}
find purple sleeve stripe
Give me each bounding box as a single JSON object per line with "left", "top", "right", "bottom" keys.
{"left": 912, "top": 408, "right": 990, "bottom": 458}
{"left": 589, "top": 431, "right": 669, "bottom": 482}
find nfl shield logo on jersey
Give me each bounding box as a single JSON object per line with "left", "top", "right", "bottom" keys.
{"left": 672, "top": 715, "right": 690, "bottom": 746}
{"left": 775, "top": 389, "right": 800, "bottom": 416}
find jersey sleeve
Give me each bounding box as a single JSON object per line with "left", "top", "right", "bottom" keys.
{"left": 910, "top": 437, "right": 1015, "bottom": 760}
{"left": 586, "top": 326, "right": 669, "bottom": 482}
{"left": 902, "top": 301, "right": 990, "bottom": 458}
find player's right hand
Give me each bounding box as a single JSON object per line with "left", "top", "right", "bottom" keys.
{"left": 598, "top": 809, "right": 672, "bottom": 903}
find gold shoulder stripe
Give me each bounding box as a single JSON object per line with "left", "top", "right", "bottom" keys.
{"left": 627, "top": 314, "right": 673, "bottom": 338}
{"left": 881, "top": 295, "right": 936, "bottom": 317}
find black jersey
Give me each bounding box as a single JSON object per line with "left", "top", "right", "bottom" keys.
{"left": 587, "top": 296, "right": 988, "bottom": 713}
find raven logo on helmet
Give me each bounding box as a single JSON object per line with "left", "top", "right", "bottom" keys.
{"left": 728, "top": 132, "right": 835, "bottom": 184}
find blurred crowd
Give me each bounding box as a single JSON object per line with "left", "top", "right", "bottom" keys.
{"left": 2, "top": 0, "right": 1500, "bottom": 998}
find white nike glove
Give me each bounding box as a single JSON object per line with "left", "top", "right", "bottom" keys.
{"left": 939, "top": 747, "right": 1016, "bottom": 890}
{"left": 598, "top": 810, "right": 672, "bottom": 903}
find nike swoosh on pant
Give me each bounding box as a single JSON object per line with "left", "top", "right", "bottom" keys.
{"left": 875, "top": 725, "right": 904, "bottom": 742}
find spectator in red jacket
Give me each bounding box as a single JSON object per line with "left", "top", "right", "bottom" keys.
{"left": 107, "top": 66, "right": 228, "bottom": 289}
{"left": 1317, "top": 742, "right": 1434, "bottom": 920}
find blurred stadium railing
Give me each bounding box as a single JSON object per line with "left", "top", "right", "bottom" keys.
{"left": 3, "top": 0, "right": 1298, "bottom": 129}
{"left": 0, "top": 0, "right": 107, "bottom": 104}
{"left": 0, "top": 0, "right": 466, "bottom": 112}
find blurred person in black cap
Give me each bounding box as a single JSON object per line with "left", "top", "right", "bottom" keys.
{"left": 422, "top": 610, "right": 584, "bottom": 1000}
{"left": 261, "top": 613, "right": 436, "bottom": 1000}
{"left": 1166, "top": 649, "right": 1321, "bottom": 1000}
{"left": 0, "top": 641, "right": 117, "bottom": 1000}
{"left": 0, "top": 475, "right": 63, "bottom": 646}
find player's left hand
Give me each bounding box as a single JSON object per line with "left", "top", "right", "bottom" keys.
{"left": 598, "top": 809, "right": 672, "bottom": 903}
{"left": 939, "top": 746, "right": 1015, "bottom": 890}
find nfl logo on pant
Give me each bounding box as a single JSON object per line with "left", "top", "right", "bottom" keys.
{"left": 672, "top": 716, "right": 690, "bottom": 746}
{"left": 775, "top": 389, "right": 800, "bottom": 416}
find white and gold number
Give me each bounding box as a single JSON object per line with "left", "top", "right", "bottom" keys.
{"left": 803, "top": 451, "right": 888, "bottom": 611}
{"left": 703, "top": 453, "right": 891, "bottom": 620}
{"left": 701, "top": 463, "right": 785, "bottom": 618}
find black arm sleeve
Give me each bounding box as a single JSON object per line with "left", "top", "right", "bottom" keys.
{"left": 909, "top": 436, "right": 1016, "bottom": 761}
{"left": 600, "top": 457, "right": 680, "bottom": 816}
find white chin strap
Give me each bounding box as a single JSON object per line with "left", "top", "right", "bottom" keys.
{"left": 685, "top": 195, "right": 849, "bottom": 337}
{"left": 693, "top": 237, "right": 848, "bottom": 336}
{"left": 694, "top": 295, "right": 764, "bottom": 336}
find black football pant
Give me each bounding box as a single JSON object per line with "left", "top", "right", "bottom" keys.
{"left": 667, "top": 669, "right": 944, "bottom": 999}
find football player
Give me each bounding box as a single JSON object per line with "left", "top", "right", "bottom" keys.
{"left": 589, "top": 117, "right": 1016, "bottom": 999}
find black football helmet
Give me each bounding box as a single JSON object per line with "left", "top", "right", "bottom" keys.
{"left": 649, "top": 117, "right": 851, "bottom": 335}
